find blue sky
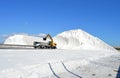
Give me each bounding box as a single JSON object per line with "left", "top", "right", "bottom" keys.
{"left": 0, "top": 0, "right": 120, "bottom": 46}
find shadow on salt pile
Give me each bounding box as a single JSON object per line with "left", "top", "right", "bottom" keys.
{"left": 116, "top": 66, "right": 120, "bottom": 78}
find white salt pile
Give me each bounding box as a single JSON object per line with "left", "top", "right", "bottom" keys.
{"left": 54, "top": 29, "right": 115, "bottom": 51}
{"left": 4, "top": 34, "right": 47, "bottom": 45}
{"left": 4, "top": 29, "right": 116, "bottom": 51}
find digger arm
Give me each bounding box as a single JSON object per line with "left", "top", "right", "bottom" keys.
{"left": 43, "top": 34, "right": 57, "bottom": 48}
{"left": 43, "top": 34, "right": 53, "bottom": 42}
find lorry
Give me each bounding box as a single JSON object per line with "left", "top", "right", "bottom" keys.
{"left": 33, "top": 34, "right": 57, "bottom": 49}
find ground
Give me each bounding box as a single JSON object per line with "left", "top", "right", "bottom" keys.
{"left": 0, "top": 49, "right": 119, "bottom": 78}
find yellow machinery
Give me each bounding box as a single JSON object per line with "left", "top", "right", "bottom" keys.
{"left": 33, "top": 34, "right": 57, "bottom": 49}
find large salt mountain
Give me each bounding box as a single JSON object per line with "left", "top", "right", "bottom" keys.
{"left": 54, "top": 29, "right": 115, "bottom": 51}
{"left": 4, "top": 29, "right": 116, "bottom": 51}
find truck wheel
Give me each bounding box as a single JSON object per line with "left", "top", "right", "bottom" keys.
{"left": 34, "top": 46, "right": 37, "bottom": 49}
{"left": 40, "top": 46, "right": 45, "bottom": 49}
{"left": 51, "top": 46, "right": 56, "bottom": 49}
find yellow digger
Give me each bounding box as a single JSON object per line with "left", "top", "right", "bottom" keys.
{"left": 33, "top": 34, "right": 57, "bottom": 49}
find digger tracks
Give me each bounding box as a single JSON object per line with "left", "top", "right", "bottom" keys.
{"left": 48, "top": 62, "right": 82, "bottom": 78}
